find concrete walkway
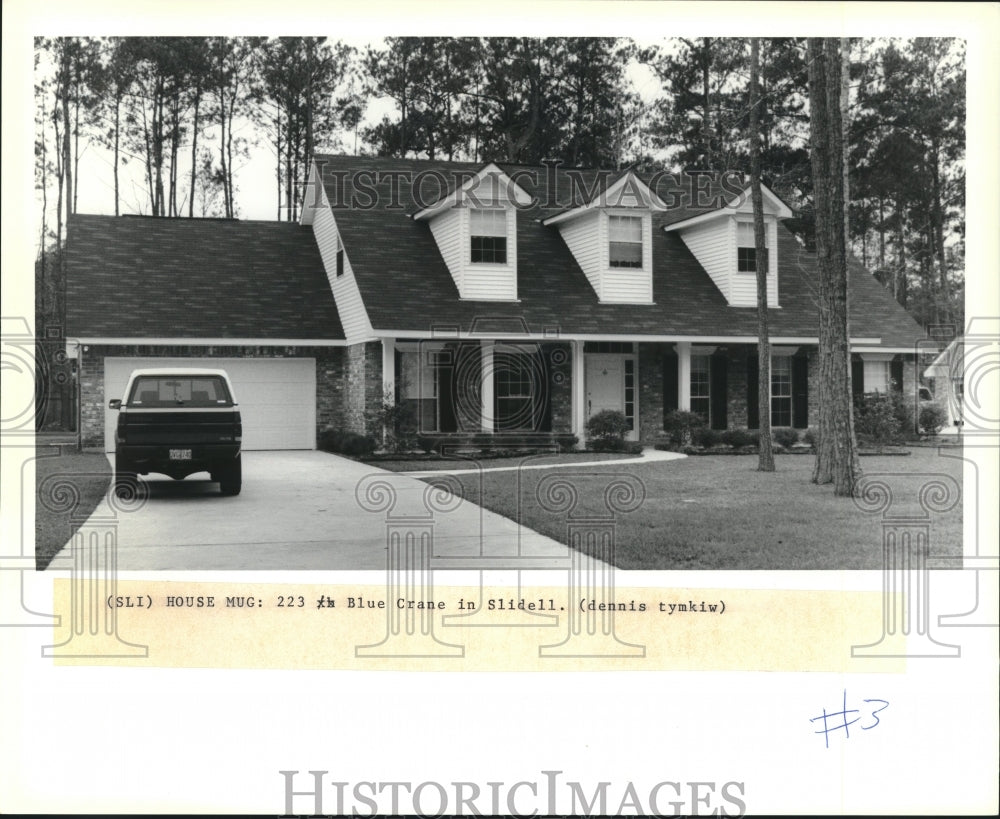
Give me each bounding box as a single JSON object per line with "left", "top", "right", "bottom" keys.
{"left": 60, "top": 451, "right": 622, "bottom": 571}
{"left": 399, "top": 446, "right": 686, "bottom": 477}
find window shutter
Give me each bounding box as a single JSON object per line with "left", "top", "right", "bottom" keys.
{"left": 710, "top": 353, "right": 728, "bottom": 430}
{"left": 746, "top": 353, "right": 759, "bottom": 429}
{"left": 792, "top": 354, "right": 809, "bottom": 428}
{"left": 438, "top": 345, "right": 457, "bottom": 433}
{"left": 663, "top": 351, "right": 678, "bottom": 423}
{"left": 851, "top": 355, "right": 865, "bottom": 406}
{"left": 890, "top": 356, "right": 904, "bottom": 393}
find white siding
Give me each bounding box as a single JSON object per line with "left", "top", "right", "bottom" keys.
{"left": 600, "top": 211, "right": 653, "bottom": 303}
{"left": 680, "top": 216, "right": 780, "bottom": 307}
{"left": 429, "top": 204, "right": 518, "bottom": 300}
{"left": 558, "top": 210, "right": 602, "bottom": 298}
{"left": 428, "top": 207, "right": 464, "bottom": 293}
{"left": 679, "top": 218, "right": 734, "bottom": 301}
{"left": 306, "top": 165, "right": 374, "bottom": 342}
{"left": 557, "top": 210, "right": 653, "bottom": 303}
{"left": 729, "top": 218, "right": 779, "bottom": 307}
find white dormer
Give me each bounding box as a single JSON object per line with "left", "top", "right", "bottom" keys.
{"left": 414, "top": 163, "right": 531, "bottom": 301}
{"left": 543, "top": 171, "right": 663, "bottom": 304}
{"left": 664, "top": 183, "right": 792, "bottom": 308}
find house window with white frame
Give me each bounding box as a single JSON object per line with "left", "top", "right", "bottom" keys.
{"left": 771, "top": 355, "right": 792, "bottom": 426}
{"left": 737, "top": 222, "right": 769, "bottom": 273}
{"left": 690, "top": 355, "right": 711, "bottom": 423}
{"left": 609, "top": 215, "right": 643, "bottom": 268}
{"left": 863, "top": 359, "right": 891, "bottom": 393}
{"left": 470, "top": 208, "right": 508, "bottom": 264}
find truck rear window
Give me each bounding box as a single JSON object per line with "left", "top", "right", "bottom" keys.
{"left": 127, "top": 376, "right": 233, "bottom": 408}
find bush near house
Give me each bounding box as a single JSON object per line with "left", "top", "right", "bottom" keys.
{"left": 855, "top": 392, "right": 903, "bottom": 445}
{"left": 919, "top": 403, "right": 948, "bottom": 435}
{"left": 692, "top": 426, "right": 723, "bottom": 447}
{"left": 662, "top": 410, "right": 706, "bottom": 446}
{"left": 365, "top": 388, "right": 418, "bottom": 453}
{"left": 772, "top": 427, "right": 799, "bottom": 448}
{"left": 319, "top": 429, "right": 377, "bottom": 457}
{"left": 722, "top": 428, "right": 759, "bottom": 448}
{"left": 585, "top": 410, "right": 630, "bottom": 452}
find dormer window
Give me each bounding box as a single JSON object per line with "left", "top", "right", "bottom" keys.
{"left": 470, "top": 209, "right": 508, "bottom": 264}
{"left": 736, "top": 222, "right": 769, "bottom": 273}
{"left": 609, "top": 215, "right": 643, "bottom": 268}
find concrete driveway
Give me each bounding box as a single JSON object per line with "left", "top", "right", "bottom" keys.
{"left": 63, "top": 451, "right": 586, "bottom": 571}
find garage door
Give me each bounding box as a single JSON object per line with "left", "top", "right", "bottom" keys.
{"left": 104, "top": 357, "right": 316, "bottom": 452}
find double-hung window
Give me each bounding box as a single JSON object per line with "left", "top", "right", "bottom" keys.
{"left": 771, "top": 355, "right": 792, "bottom": 426}
{"left": 690, "top": 355, "right": 711, "bottom": 423}
{"left": 609, "top": 215, "right": 643, "bottom": 268}
{"left": 470, "top": 209, "right": 508, "bottom": 264}
{"left": 737, "top": 222, "right": 769, "bottom": 273}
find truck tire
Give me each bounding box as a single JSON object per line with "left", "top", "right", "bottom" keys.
{"left": 219, "top": 454, "right": 242, "bottom": 496}
{"left": 114, "top": 454, "right": 139, "bottom": 499}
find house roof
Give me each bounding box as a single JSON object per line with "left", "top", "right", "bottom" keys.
{"left": 313, "top": 154, "right": 925, "bottom": 347}
{"left": 65, "top": 214, "right": 344, "bottom": 340}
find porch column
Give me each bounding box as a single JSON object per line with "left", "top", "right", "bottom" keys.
{"left": 573, "top": 340, "right": 586, "bottom": 442}
{"left": 677, "top": 341, "right": 692, "bottom": 411}
{"left": 481, "top": 340, "right": 494, "bottom": 432}
{"left": 381, "top": 337, "right": 396, "bottom": 399}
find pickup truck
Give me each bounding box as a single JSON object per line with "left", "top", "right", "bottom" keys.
{"left": 109, "top": 368, "right": 242, "bottom": 497}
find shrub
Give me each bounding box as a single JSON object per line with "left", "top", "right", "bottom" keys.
{"left": 891, "top": 392, "right": 917, "bottom": 439}
{"left": 772, "top": 427, "right": 799, "bottom": 448}
{"left": 919, "top": 403, "right": 948, "bottom": 435}
{"left": 692, "top": 426, "right": 723, "bottom": 448}
{"left": 662, "top": 410, "right": 706, "bottom": 446}
{"left": 802, "top": 427, "right": 819, "bottom": 446}
{"left": 586, "top": 410, "right": 630, "bottom": 443}
{"left": 417, "top": 435, "right": 442, "bottom": 454}
{"left": 722, "top": 428, "right": 757, "bottom": 448}
{"left": 623, "top": 441, "right": 644, "bottom": 455}
{"left": 365, "top": 387, "right": 418, "bottom": 453}
{"left": 555, "top": 433, "right": 580, "bottom": 453}
{"left": 855, "top": 392, "right": 902, "bottom": 444}
{"left": 319, "top": 429, "right": 376, "bottom": 457}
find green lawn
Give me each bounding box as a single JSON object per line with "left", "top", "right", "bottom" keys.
{"left": 413, "top": 448, "right": 964, "bottom": 570}
{"left": 34, "top": 443, "right": 112, "bottom": 570}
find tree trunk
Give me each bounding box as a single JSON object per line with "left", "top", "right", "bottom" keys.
{"left": 808, "top": 38, "right": 862, "bottom": 497}
{"left": 189, "top": 92, "right": 200, "bottom": 218}
{"left": 750, "top": 39, "right": 774, "bottom": 472}
{"left": 930, "top": 147, "right": 952, "bottom": 325}
{"left": 702, "top": 38, "right": 712, "bottom": 166}
{"left": 113, "top": 94, "right": 120, "bottom": 216}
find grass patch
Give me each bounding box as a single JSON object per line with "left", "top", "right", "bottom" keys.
{"left": 373, "top": 451, "right": 641, "bottom": 473}
{"left": 419, "top": 447, "right": 962, "bottom": 570}
{"left": 34, "top": 444, "right": 112, "bottom": 570}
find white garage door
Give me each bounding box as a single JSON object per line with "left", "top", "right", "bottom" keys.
{"left": 104, "top": 357, "right": 316, "bottom": 452}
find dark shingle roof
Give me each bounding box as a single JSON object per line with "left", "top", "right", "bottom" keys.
{"left": 66, "top": 214, "right": 344, "bottom": 340}
{"left": 316, "top": 154, "right": 924, "bottom": 347}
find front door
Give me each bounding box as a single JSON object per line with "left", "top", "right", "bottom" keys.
{"left": 586, "top": 354, "right": 625, "bottom": 420}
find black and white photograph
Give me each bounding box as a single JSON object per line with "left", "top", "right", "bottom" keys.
{"left": 2, "top": 0, "right": 998, "bottom": 815}
{"left": 30, "top": 31, "right": 968, "bottom": 573}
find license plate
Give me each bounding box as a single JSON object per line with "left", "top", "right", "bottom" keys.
{"left": 169, "top": 449, "right": 192, "bottom": 460}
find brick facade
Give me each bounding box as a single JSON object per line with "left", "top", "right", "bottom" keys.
{"left": 637, "top": 342, "right": 666, "bottom": 443}
{"left": 78, "top": 343, "right": 348, "bottom": 449}
{"left": 344, "top": 340, "right": 383, "bottom": 435}
{"left": 546, "top": 342, "right": 573, "bottom": 434}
